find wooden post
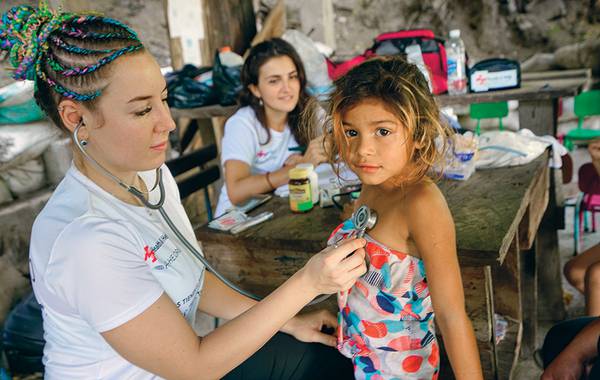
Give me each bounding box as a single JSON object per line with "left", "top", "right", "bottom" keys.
{"left": 163, "top": 0, "right": 256, "bottom": 147}
{"left": 164, "top": 0, "right": 256, "bottom": 220}
{"left": 164, "top": 0, "right": 256, "bottom": 69}
{"left": 203, "top": 0, "right": 256, "bottom": 59}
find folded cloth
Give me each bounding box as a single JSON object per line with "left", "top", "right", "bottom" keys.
{"left": 518, "top": 129, "right": 567, "bottom": 169}
{"left": 476, "top": 129, "right": 564, "bottom": 169}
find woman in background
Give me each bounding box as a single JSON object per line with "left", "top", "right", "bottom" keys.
{"left": 216, "top": 38, "right": 327, "bottom": 216}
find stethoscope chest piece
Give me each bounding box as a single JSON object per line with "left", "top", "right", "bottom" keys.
{"left": 352, "top": 205, "right": 378, "bottom": 271}
{"left": 353, "top": 205, "right": 378, "bottom": 239}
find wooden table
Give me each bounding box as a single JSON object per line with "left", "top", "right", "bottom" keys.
{"left": 196, "top": 153, "right": 550, "bottom": 380}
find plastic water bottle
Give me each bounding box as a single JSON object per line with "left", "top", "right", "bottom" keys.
{"left": 405, "top": 44, "right": 433, "bottom": 92}
{"left": 445, "top": 29, "right": 467, "bottom": 95}
{"left": 218, "top": 46, "right": 244, "bottom": 67}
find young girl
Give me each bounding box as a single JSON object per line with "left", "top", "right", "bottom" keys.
{"left": 216, "top": 38, "right": 327, "bottom": 216}
{"left": 564, "top": 139, "right": 600, "bottom": 316}
{"left": 325, "top": 57, "right": 483, "bottom": 379}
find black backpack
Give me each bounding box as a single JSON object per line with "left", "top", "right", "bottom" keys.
{"left": 1, "top": 292, "right": 45, "bottom": 375}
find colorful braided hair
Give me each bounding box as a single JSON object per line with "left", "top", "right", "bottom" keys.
{"left": 0, "top": 1, "right": 144, "bottom": 128}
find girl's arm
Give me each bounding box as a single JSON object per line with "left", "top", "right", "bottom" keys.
{"left": 407, "top": 184, "right": 483, "bottom": 380}
{"left": 101, "top": 238, "right": 367, "bottom": 380}
{"left": 224, "top": 159, "right": 291, "bottom": 206}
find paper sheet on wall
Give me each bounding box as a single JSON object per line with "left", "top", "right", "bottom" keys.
{"left": 181, "top": 36, "right": 202, "bottom": 66}
{"left": 167, "top": 0, "right": 204, "bottom": 66}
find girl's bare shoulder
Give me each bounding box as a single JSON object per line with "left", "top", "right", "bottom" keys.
{"left": 403, "top": 181, "right": 450, "bottom": 218}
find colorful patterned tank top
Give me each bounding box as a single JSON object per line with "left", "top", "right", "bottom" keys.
{"left": 328, "top": 219, "right": 439, "bottom": 380}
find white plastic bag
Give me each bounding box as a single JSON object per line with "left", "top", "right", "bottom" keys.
{"left": 43, "top": 137, "right": 72, "bottom": 185}
{"left": 282, "top": 30, "right": 332, "bottom": 97}
{"left": 0, "top": 120, "right": 61, "bottom": 171}
{"left": 476, "top": 130, "right": 550, "bottom": 169}
{"left": 0, "top": 157, "right": 47, "bottom": 196}
{"left": 0, "top": 81, "right": 46, "bottom": 124}
{"left": 0, "top": 81, "right": 35, "bottom": 107}
{"left": 0, "top": 177, "right": 13, "bottom": 205}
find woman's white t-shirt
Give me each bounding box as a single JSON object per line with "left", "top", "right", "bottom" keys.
{"left": 216, "top": 106, "right": 300, "bottom": 216}
{"left": 29, "top": 164, "right": 205, "bottom": 379}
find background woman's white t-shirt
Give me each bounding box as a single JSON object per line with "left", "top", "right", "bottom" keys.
{"left": 216, "top": 106, "right": 300, "bottom": 216}
{"left": 29, "top": 164, "right": 205, "bottom": 379}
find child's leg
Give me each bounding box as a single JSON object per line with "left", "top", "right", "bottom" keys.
{"left": 585, "top": 261, "right": 600, "bottom": 315}
{"left": 564, "top": 243, "right": 600, "bottom": 293}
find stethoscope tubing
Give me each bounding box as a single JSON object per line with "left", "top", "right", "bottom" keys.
{"left": 72, "top": 122, "right": 330, "bottom": 305}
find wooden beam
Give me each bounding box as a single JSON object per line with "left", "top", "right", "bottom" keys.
{"left": 204, "top": 0, "right": 256, "bottom": 59}
{"left": 250, "top": 0, "right": 286, "bottom": 48}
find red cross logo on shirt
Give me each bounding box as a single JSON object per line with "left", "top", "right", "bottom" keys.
{"left": 144, "top": 246, "right": 157, "bottom": 263}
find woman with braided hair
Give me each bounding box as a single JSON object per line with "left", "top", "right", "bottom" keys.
{"left": 1, "top": 2, "right": 365, "bottom": 379}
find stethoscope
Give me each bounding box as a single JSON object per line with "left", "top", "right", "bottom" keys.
{"left": 352, "top": 205, "right": 378, "bottom": 267}
{"left": 74, "top": 121, "right": 379, "bottom": 306}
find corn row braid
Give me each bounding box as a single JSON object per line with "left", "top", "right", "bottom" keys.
{"left": 35, "top": 61, "right": 100, "bottom": 101}
{"left": 67, "top": 15, "right": 139, "bottom": 39}
{"left": 49, "top": 35, "right": 116, "bottom": 55}
{"left": 49, "top": 44, "right": 143, "bottom": 76}
{"left": 60, "top": 25, "right": 137, "bottom": 41}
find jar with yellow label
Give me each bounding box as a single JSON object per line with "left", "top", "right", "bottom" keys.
{"left": 288, "top": 167, "right": 313, "bottom": 212}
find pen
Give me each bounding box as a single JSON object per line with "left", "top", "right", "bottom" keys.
{"left": 288, "top": 146, "right": 306, "bottom": 152}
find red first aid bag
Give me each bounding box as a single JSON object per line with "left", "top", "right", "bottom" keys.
{"left": 327, "top": 29, "right": 448, "bottom": 94}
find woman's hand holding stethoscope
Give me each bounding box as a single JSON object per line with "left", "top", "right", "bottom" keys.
{"left": 298, "top": 237, "right": 367, "bottom": 297}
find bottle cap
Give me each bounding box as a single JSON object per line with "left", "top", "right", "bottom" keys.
{"left": 296, "top": 163, "right": 314, "bottom": 172}
{"left": 219, "top": 46, "right": 232, "bottom": 52}
{"left": 449, "top": 29, "right": 460, "bottom": 39}
{"left": 289, "top": 168, "right": 310, "bottom": 180}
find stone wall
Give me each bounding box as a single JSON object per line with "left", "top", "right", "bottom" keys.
{"left": 0, "top": 191, "right": 51, "bottom": 326}
{"left": 286, "top": 0, "right": 600, "bottom": 72}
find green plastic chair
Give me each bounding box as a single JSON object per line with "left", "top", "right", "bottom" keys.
{"left": 470, "top": 101, "right": 509, "bottom": 135}
{"left": 564, "top": 90, "right": 600, "bottom": 150}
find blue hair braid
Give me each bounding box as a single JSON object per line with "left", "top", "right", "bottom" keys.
{"left": 49, "top": 43, "right": 143, "bottom": 76}
{"left": 49, "top": 35, "right": 116, "bottom": 55}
